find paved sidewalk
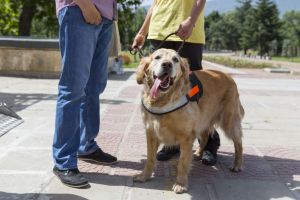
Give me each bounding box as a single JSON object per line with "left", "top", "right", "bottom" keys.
{"left": 0, "top": 65, "right": 300, "bottom": 200}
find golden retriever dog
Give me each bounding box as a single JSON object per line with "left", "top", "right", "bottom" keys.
{"left": 134, "top": 48, "right": 244, "bottom": 194}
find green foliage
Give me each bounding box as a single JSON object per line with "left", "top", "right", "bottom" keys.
{"left": 30, "top": 1, "right": 58, "bottom": 37}
{"left": 205, "top": 11, "right": 222, "bottom": 49}
{"left": 254, "top": 0, "right": 281, "bottom": 56}
{"left": 203, "top": 55, "right": 273, "bottom": 68}
{"left": 236, "top": 0, "right": 256, "bottom": 54}
{"left": 280, "top": 11, "right": 300, "bottom": 57}
{"left": 0, "top": 0, "right": 141, "bottom": 38}
{"left": 0, "top": 0, "right": 18, "bottom": 35}
{"left": 0, "top": 0, "right": 57, "bottom": 37}
{"left": 118, "top": 0, "right": 144, "bottom": 49}
{"left": 205, "top": 0, "right": 288, "bottom": 57}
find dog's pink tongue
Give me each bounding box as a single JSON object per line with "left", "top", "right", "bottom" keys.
{"left": 150, "top": 78, "right": 162, "bottom": 99}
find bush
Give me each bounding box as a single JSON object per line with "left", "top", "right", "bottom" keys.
{"left": 203, "top": 55, "right": 273, "bottom": 69}
{"left": 120, "top": 54, "right": 131, "bottom": 65}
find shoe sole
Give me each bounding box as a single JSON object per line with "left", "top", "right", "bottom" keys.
{"left": 202, "top": 159, "right": 217, "bottom": 166}
{"left": 62, "top": 182, "right": 90, "bottom": 188}
{"left": 53, "top": 171, "right": 90, "bottom": 188}
{"left": 78, "top": 158, "right": 118, "bottom": 165}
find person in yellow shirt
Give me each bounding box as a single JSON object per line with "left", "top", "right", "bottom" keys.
{"left": 132, "top": 0, "right": 220, "bottom": 165}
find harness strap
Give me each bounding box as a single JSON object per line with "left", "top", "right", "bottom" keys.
{"left": 141, "top": 96, "right": 189, "bottom": 115}
{"left": 187, "top": 72, "right": 203, "bottom": 103}
{"left": 142, "top": 72, "right": 203, "bottom": 115}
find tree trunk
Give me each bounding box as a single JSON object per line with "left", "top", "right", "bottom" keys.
{"left": 18, "top": 0, "right": 36, "bottom": 36}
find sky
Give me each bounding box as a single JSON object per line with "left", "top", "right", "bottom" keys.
{"left": 140, "top": 0, "right": 300, "bottom": 16}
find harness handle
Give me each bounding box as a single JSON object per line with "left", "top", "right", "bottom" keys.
{"left": 129, "top": 31, "right": 185, "bottom": 57}
{"left": 153, "top": 31, "right": 185, "bottom": 54}
{"left": 129, "top": 46, "right": 147, "bottom": 58}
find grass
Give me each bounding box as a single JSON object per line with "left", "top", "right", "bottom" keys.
{"left": 271, "top": 56, "right": 300, "bottom": 63}
{"left": 124, "top": 61, "right": 139, "bottom": 68}
{"left": 121, "top": 51, "right": 141, "bottom": 69}
{"left": 203, "top": 55, "right": 273, "bottom": 69}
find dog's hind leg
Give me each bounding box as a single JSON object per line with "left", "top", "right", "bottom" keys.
{"left": 221, "top": 108, "right": 244, "bottom": 172}
{"left": 230, "top": 123, "right": 243, "bottom": 172}
{"left": 173, "top": 137, "right": 194, "bottom": 194}
{"left": 220, "top": 93, "right": 244, "bottom": 172}
{"left": 134, "top": 129, "right": 159, "bottom": 182}
{"left": 193, "top": 130, "right": 210, "bottom": 161}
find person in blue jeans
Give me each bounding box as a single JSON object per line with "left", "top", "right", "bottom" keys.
{"left": 53, "top": 0, "right": 117, "bottom": 188}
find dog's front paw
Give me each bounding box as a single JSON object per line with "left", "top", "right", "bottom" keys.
{"left": 133, "top": 173, "right": 149, "bottom": 182}
{"left": 230, "top": 166, "right": 242, "bottom": 173}
{"left": 172, "top": 183, "right": 187, "bottom": 194}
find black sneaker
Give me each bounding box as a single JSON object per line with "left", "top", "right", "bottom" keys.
{"left": 201, "top": 130, "right": 220, "bottom": 166}
{"left": 78, "top": 148, "right": 117, "bottom": 165}
{"left": 53, "top": 166, "right": 89, "bottom": 188}
{"left": 202, "top": 150, "right": 217, "bottom": 166}
{"left": 156, "top": 145, "right": 180, "bottom": 161}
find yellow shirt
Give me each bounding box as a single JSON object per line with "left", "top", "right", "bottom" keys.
{"left": 148, "top": 0, "right": 205, "bottom": 44}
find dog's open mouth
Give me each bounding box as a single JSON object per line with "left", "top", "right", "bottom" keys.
{"left": 150, "top": 73, "right": 174, "bottom": 99}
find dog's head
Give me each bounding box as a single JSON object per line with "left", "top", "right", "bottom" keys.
{"left": 136, "top": 48, "right": 190, "bottom": 102}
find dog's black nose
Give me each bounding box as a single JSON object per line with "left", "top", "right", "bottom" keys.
{"left": 161, "top": 61, "right": 172, "bottom": 69}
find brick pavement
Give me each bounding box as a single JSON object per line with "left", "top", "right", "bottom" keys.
{"left": 1, "top": 66, "right": 300, "bottom": 199}
{"left": 77, "top": 72, "right": 300, "bottom": 193}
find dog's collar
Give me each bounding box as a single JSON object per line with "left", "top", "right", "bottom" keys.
{"left": 141, "top": 95, "right": 189, "bottom": 115}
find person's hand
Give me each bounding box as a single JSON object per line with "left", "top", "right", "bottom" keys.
{"left": 132, "top": 33, "right": 146, "bottom": 49}
{"left": 75, "top": 0, "right": 102, "bottom": 25}
{"left": 176, "top": 17, "right": 194, "bottom": 40}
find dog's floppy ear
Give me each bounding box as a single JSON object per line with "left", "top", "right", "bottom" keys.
{"left": 136, "top": 57, "right": 150, "bottom": 84}
{"left": 180, "top": 57, "right": 189, "bottom": 76}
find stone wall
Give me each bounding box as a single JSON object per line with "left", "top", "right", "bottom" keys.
{"left": 0, "top": 29, "right": 120, "bottom": 78}
{"left": 0, "top": 47, "right": 61, "bottom": 78}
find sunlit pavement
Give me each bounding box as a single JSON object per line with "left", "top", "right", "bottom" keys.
{"left": 0, "top": 64, "right": 299, "bottom": 200}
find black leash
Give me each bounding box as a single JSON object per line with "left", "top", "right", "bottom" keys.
{"left": 129, "top": 31, "right": 185, "bottom": 57}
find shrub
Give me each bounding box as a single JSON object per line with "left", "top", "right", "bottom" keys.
{"left": 120, "top": 54, "right": 131, "bottom": 65}
{"left": 203, "top": 56, "right": 273, "bottom": 69}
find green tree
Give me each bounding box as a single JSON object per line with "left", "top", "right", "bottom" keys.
{"left": 205, "top": 11, "right": 222, "bottom": 50}
{"left": 220, "top": 12, "right": 240, "bottom": 51}
{"left": 205, "top": 11, "right": 240, "bottom": 51}
{"left": 2, "top": 0, "right": 57, "bottom": 37}
{"left": 280, "top": 11, "right": 300, "bottom": 57}
{"left": 254, "top": 0, "right": 281, "bottom": 56}
{"left": 0, "top": 0, "right": 142, "bottom": 38}
{"left": 117, "top": 0, "right": 143, "bottom": 49}
{"left": 0, "top": 0, "right": 18, "bottom": 35}
{"left": 235, "top": 0, "right": 254, "bottom": 54}
{"left": 239, "top": 7, "right": 257, "bottom": 54}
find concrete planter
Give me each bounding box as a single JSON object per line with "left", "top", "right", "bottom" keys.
{"left": 0, "top": 38, "right": 61, "bottom": 78}
{"left": 0, "top": 22, "right": 121, "bottom": 78}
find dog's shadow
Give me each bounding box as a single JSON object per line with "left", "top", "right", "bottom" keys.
{"left": 81, "top": 149, "right": 300, "bottom": 199}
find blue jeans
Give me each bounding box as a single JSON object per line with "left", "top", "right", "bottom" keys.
{"left": 53, "top": 6, "right": 113, "bottom": 170}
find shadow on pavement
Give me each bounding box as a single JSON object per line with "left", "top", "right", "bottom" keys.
{"left": 0, "top": 93, "right": 57, "bottom": 112}
{"left": 80, "top": 150, "right": 300, "bottom": 199}
{"left": 100, "top": 99, "right": 129, "bottom": 105}
{"left": 0, "top": 92, "right": 129, "bottom": 113}
{"left": 0, "top": 192, "right": 88, "bottom": 200}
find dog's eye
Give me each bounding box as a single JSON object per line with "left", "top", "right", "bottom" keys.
{"left": 154, "top": 55, "right": 161, "bottom": 60}
{"left": 172, "top": 57, "right": 179, "bottom": 63}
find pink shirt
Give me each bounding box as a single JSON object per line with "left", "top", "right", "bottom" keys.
{"left": 55, "top": 0, "right": 117, "bottom": 20}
